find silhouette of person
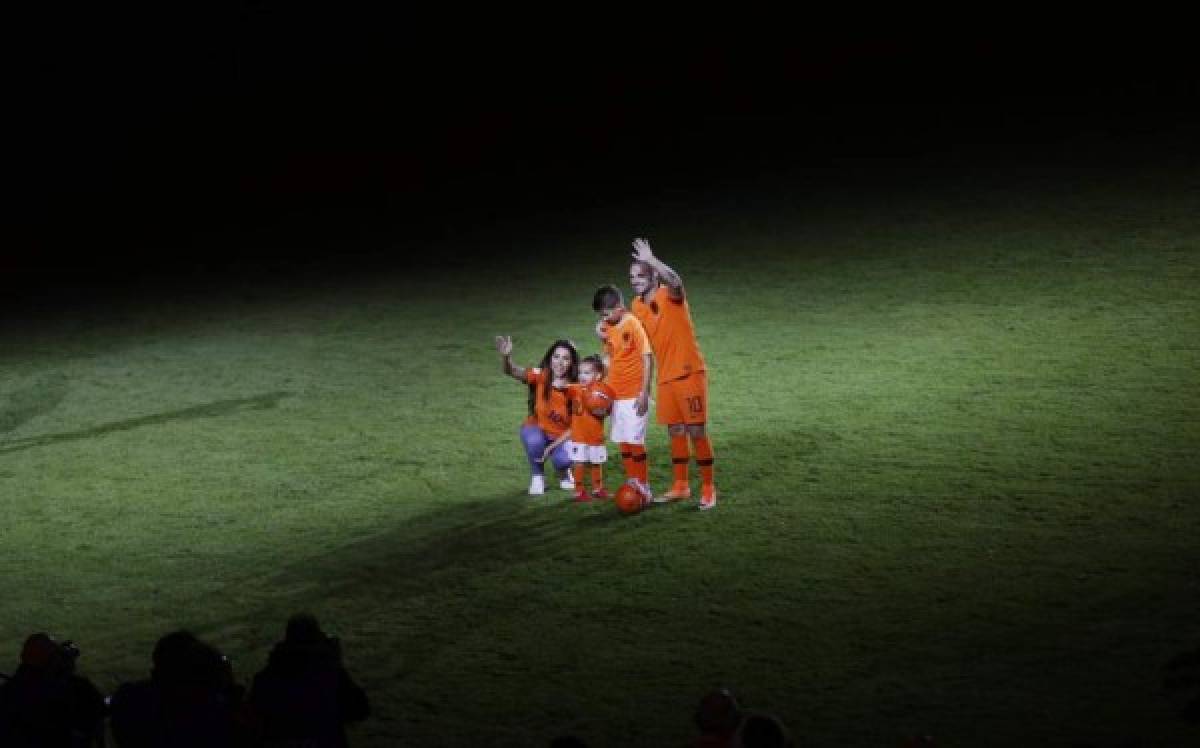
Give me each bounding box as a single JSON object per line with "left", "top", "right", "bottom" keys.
{"left": 248, "top": 613, "right": 369, "bottom": 748}
{"left": 735, "top": 711, "right": 794, "bottom": 748}
{"left": 691, "top": 687, "right": 743, "bottom": 747}
{"left": 109, "top": 629, "right": 245, "bottom": 747}
{"left": 0, "top": 633, "right": 106, "bottom": 747}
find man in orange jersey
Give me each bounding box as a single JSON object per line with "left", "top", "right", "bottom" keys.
{"left": 627, "top": 237, "right": 718, "bottom": 510}
{"left": 592, "top": 284, "right": 654, "bottom": 499}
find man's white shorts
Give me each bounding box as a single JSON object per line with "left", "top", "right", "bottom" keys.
{"left": 568, "top": 441, "right": 608, "bottom": 464}
{"left": 609, "top": 398, "right": 648, "bottom": 445}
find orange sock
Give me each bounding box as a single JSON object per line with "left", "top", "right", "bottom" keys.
{"left": 572, "top": 463, "right": 585, "bottom": 489}
{"left": 629, "top": 444, "right": 647, "bottom": 483}
{"left": 590, "top": 464, "right": 604, "bottom": 490}
{"left": 619, "top": 445, "right": 635, "bottom": 481}
{"left": 693, "top": 435, "right": 715, "bottom": 486}
{"left": 670, "top": 434, "right": 690, "bottom": 484}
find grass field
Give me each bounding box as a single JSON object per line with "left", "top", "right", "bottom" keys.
{"left": 3, "top": 155, "right": 1199, "bottom": 746}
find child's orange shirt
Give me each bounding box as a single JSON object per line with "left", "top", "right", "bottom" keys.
{"left": 565, "top": 382, "right": 615, "bottom": 446}
{"left": 631, "top": 285, "right": 706, "bottom": 384}
{"left": 600, "top": 312, "right": 652, "bottom": 399}
{"left": 523, "top": 368, "right": 571, "bottom": 438}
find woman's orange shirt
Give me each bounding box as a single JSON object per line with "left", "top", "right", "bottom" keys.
{"left": 523, "top": 368, "right": 572, "bottom": 438}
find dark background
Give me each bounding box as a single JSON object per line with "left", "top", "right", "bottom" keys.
{"left": 9, "top": 10, "right": 1199, "bottom": 302}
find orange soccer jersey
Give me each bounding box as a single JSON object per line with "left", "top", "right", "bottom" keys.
{"left": 565, "top": 382, "right": 614, "bottom": 446}
{"left": 523, "top": 368, "right": 572, "bottom": 438}
{"left": 601, "top": 312, "right": 652, "bottom": 399}
{"left": 631, "top": 285, "right": 706, "bottom": 384}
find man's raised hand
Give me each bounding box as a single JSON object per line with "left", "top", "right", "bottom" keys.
{"left": 631, "top": 237, "right": 655, "bottom": 264}
{"left": 495, "top": 335, "right": 513, "bottom": 356}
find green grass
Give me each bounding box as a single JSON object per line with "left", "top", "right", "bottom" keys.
{"left": 3, "top": 165, "right": 1199, "bottom": 746}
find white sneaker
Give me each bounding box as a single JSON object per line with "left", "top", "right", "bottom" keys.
{"left": 529, "top": 475, "right": 545, "bottom": 495}
{"left": 637, "top": 480, "right": 653, "bottom": 501}
{"left": 560, "top": 472, "right": 575, "bottom": 491}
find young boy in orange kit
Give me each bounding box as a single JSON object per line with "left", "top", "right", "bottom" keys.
{"left": 592, "top": 284, "right": 655, "bottom": 499}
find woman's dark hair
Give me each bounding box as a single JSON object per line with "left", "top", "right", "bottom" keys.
{"left": 592, "top": 285, "right": 623, "bottom": 312}
{"left": 528, "top": 339, "right": 579, "bottom": 416}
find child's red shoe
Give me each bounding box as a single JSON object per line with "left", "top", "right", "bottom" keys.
{"left": 590, "top": 488, "right": 610, "bottom": 500}
{"left": 572, "top": 489, "right": 592, "bottom": 503}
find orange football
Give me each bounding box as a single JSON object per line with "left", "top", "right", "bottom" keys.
{"left": 615, "top": 482, "right": 644, "bottom": 515}
{"left": 584, "top": 388, "right": 612, "bottom": 415}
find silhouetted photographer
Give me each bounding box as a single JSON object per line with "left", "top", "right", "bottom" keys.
{"left": 248, "top": 613, "right": 369, "bottom": 748}
{"left": 108, "top": 629, "right": 247, "bottom": 748}
{"left": 0, "top": 633, "right": 106, "bottom": 747}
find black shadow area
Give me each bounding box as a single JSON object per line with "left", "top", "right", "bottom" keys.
{"left": 0, "top": 391, "right": 290, "bottom": 455}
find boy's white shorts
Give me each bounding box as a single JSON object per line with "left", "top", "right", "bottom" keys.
{"left": 608, "top": 398, "right": 648, "bottom": 445}
{"left": 568, "top": 442, "right": 608, "bottom": 464}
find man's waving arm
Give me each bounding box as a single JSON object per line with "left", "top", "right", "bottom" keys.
{"left": 632, "top": 237, "right": 684, "bottom": 300}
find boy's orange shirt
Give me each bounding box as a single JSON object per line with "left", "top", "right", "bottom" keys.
{"left": 564, "top": 381, "right": 614, "bottom": 446}
{"left": 523, "top": 368, "right": 571, "bottom": 438}
{"left": 601, "top": 312, "right": 652, "bottom": 399}
{"left": 631, "top": 285, "right": 706, "bottom": 384}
